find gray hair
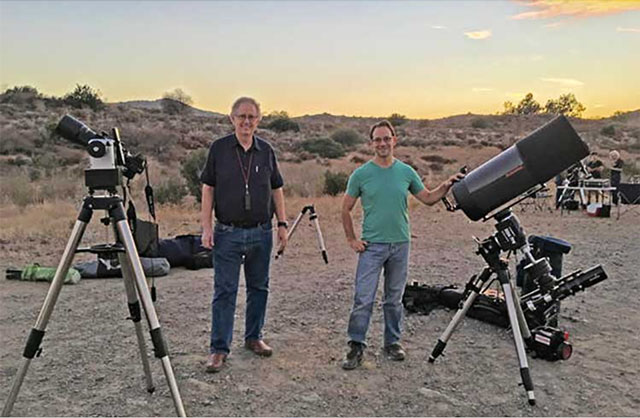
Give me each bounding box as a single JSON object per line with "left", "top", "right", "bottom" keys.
{"left": 231, "top": 97, "right": 261, "bottom": 116}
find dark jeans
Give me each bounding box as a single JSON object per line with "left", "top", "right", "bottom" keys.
{"left": 210, "top": 222, "right": 273, "bottom": 354}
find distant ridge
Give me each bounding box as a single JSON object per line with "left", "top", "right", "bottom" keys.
{"left": 114, "top": 99, "right": 224, "bottom": 118}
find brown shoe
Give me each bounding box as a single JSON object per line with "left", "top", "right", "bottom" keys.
{"left": 244, "top": 339, "right": 273, "bottom": 357}
{"left": 205, "top": 353, "right": 227, "bottom": 373}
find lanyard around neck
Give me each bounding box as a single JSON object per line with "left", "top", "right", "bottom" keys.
{"left": 235, "top": 147, "right": 253, "bottom": 189}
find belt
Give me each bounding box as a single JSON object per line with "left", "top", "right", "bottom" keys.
{"left": 219, "top": 221, "right": 267, "bottom": 229}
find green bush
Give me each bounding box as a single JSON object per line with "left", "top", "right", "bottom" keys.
{"left": 63, "top": 84, "right": 104, "bottom": 111}
{"left": 470, "top": 117, "right": 489, "bottom": 129}
{"left": 267, "top": 117, "right": 300, "bottom": 132}
{"left": 323, "top": 170, "right": 349, "bottom": 196}
{"left": 300, "top": 137, "right": 345, "bottom": 159}
{"left": 600, "top": 125, "right": 615, "bottom": 137}
{"left": 0, "top": 85, "right": 41, "bottom": 106}
{"left": 180, "top": 148, "right": 208, "bottom": 201}
{"left": 156, "top": 178, "right": 188, "bottom": 205}
{"left": 388, "top": 113, "right": 408, "bottom": 126}
{"left": 331, "top": 129, "right": 365, "bottom": 149}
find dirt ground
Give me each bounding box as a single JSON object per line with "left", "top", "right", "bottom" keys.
{"left": 1, "top": 197, "right": 639, "bottom": 417}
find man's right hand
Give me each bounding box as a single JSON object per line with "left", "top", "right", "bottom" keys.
{"left": 202, "top": 229, "right": 214, "bottom": 249}
{"left": 348, "top": 238, "right": 367, "bottom": 253}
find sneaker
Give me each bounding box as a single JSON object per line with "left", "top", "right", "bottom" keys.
{"left": 341, "top": 341, "right": 364, "bottom": 370}
{"left": 384, "top": 343, "right": 406, "bottom": 361}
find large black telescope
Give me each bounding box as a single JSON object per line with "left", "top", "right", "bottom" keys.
{"left": 452, "top": 115, "right": 589, "bottom": 221}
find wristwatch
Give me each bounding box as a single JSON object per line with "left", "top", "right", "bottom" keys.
{"left": 277, "top": 221, "right": 288, "bottom": 229}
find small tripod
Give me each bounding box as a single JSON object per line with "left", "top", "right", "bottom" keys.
{"left": 427, "top": 209, "right": 552, "bottom": 406}
{"left": 276, "top": 204, "right": 328, "bottom": 264}
{"left": 2, "top": 193, "right": 186, "bottom": 416}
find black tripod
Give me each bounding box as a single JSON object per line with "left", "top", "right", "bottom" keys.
{"left": 276, "top": 204, "right": 328, "bottom": 264}
{"left": 428, "top": 209, "right": 549, "bottom": 406}
{"left": 2, "top": 193, "right": 186, "bottom": 417}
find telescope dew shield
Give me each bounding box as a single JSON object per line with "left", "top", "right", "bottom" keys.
{"left": 453, "top": 115, "right": 589, "bottom": 221}
{"left": 55, "top": 114, "right": 99, "bottom": 146}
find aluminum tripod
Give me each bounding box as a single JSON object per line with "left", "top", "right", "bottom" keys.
{"left": 427, "top": 209, "right": 537, "bottom": 406}
{"left": 276, "top": 204, "right": 328, "bottom": 264}
{"left": 2, "top": 194, "right": 186, "bottom": 417}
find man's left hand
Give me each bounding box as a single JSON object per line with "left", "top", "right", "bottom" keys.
{"left": 277, "top": 226, "right": 288, "bottom": 253}
{"left": 445, "top": 172, "right": 466, "bottom": 188}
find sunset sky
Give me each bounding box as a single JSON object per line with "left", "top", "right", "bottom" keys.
{"left": 1, "top": 0, "right": 639, "bottom": 119}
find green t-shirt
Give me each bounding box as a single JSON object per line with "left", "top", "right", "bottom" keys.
{"left": 346, "top": 159, "right": 425, "bottom": 243}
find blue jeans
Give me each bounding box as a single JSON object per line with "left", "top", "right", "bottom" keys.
{"left": 210, "top": 222, "right": 273, "bottom": 354}
{"left": 347, "top": 242, "right": 410, "bottom": 347}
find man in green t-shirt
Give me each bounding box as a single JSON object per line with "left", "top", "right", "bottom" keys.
{"left": 341, "top": 120, "right": 464, "bottom": 370}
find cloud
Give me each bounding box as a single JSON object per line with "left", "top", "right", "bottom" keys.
{"left": 543, "top": 21, "right": 564, "bottom": 28}
{"left": 617, "top": 26, "right": 640, "bottom": 33}
{"left": 431, "top": 25, "right": 447, "bottom": 30}
{"left": 593, "top": 104, "right": 606, "bottom": 108}
{"left": 472, "top": 87, "right": 494, "bottom": 92}
{"left": 540, "top": 77, "right": 585, "bottom": 87}
{"left": 510, "top": 0, "right": 640, "bottom": 20}
{"left": 464, "top": 30, "right": 492, "bottom": 40}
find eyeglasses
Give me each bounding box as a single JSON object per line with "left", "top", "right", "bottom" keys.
{"left": 371, "top": 136, "right": 393, "bottom": 144}
{"left": 233, "top": 114, "right": 259, "bottom": 122}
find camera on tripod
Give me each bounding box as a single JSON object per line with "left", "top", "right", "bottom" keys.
{"left": 56, "top": 115, "right": 145, "bottom": 192}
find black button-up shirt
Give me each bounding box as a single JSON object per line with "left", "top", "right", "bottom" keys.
{"left": 200, "top": 134, "right": 284, "bottom": 224}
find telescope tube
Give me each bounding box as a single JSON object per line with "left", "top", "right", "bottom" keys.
{"left": 55, "top": 114, "right": 99, "bottom": 146}
{"left": 453, "top": 115, "right": 589, "bottom": 221}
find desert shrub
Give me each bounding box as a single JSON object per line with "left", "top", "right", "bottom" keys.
{"left": 0, "top": 126, "right": 35, "bottom": 155}
{"left": 331, "top": 129, "right": 365, "bottom": 149}
{"left": 441, "top": 139, "right": 457, "bottom": 146}
{"left": 156, "top": 178, "right": 188, "bottom": 205}
{"left": 350, "top": 155, "right": 366, "bottom": 164}
{"left": 124, "top": 127, "right": 179, "bottom": 158}
{"left": 467, "top": 138, "right": 477, "bottom": 145}
{"left": 0, "top": 85, "right": 42, "bottom": 107}
{"left": 300, "top": 137, "right": 345, "bottom": 159}
{"left": 428, "top": 163, "right": 443, "bottom": 172}
{"left": 601, "top": 125, "right": 615, "bottom": 137}
{"left": 421, "top": 154, "right": 456, "bottom": 164}
{"left": 400, "top": 138, "right": 428, "bottom": 148}
{"left": 480, "top": 140, "right": 490, "bottom": 147}
{"left": 38, "top": 173, "right": 83, "bottom": 202}
{"left": 388, "top": 113, "right": 408, "bottom": 126}
{"left": 471, "top": 117, "right": 489, "bottom": 129}
{"left": 180, "top": 148, "right": 208, "bottom": 201}
{"left": 323, "top": 170, "right": 349, "bottom": 196}
{"left": 63, "top": 84, "right": 104, "bottom": 111}
{"left": 267, "top": 117, "right": 300, "bottom": 133}
{"left": 161, "top": 88, "right": 193, "bottom": 115}
{"left": 1, "top": 175, "right": 40, "bottom": 207}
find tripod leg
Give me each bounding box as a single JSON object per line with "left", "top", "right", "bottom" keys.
{"left": 310, "top": 211, "right": 328, "bottom": 264}
{"left": 508, "top": 276, "right": 531, "bottom": 341}
{"left": 113, "top": 209, "right": 186, "bottom": 417}
{"left": 497, "top": 269, "right": 536, "bottom": 405}
{"left": 3, "top": 216, "right": 90, "bottom": 416}
{"left": 428, "top": 267, "right": 492, "bottom": 363}
{"left": 117, "top": 253, "right": 155, "bottom": 393}
{"left": 275, "top": 210, "right": 305, "bottom": 259}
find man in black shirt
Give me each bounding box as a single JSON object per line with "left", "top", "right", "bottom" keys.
{"left": 200, "top": 97, "right": 288, "bottom": 373}
{"left": 586, "top": 152, "right": 604, "bottom": 179}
